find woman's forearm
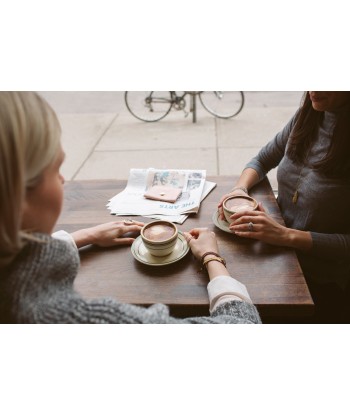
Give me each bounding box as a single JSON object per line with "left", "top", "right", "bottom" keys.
{"left": 233, "top": 168, "right": 261, "bottom": 192}
{"left": 70, "top": 228, "right": 93, "bottom": 248}
{"left": 285, "top": 228, "right": 313, "bottom": 251}
{"left": 206, "top": 258, "right": 231, "bottom": 281}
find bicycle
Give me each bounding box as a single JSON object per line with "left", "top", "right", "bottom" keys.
{"left": 124, "top": 91, "right": 244, "bottom": 123}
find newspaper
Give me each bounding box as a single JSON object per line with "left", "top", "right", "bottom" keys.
{"left": 107, "top": 168, "right": 216, "bottom": 224}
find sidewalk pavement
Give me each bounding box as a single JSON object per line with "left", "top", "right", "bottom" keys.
{"left": 39, "top": 91, "right": 303, "bottom": 190}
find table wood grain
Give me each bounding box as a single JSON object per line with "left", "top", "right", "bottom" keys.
{"left": 55, "top": 176, "right": 314, "bottom": 321}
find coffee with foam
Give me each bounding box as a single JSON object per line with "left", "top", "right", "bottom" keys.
{"left": 141, "top": 220, "right": 178, "bottom": 257}
{"left": 225, "top": 197, "right": 256, "bottom": 212}
{"left": 143, "top": 223, "right": 175, "bottom": 242}
{"left": 223, "top": 195, "right": 258, "bottom": 224}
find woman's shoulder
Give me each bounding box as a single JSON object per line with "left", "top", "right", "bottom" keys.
{"left": 3, "top": 232, "right": 79, "bottom": 286}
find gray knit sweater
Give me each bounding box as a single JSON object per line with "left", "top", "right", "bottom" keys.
{"left": 0, "top": 234, "right": 261, "bottom": 324}
{"left": 245, "top": 109, "right": 350, "bottom": 289}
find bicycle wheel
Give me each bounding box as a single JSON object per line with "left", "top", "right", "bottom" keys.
{"left": 125, "top": 91, "right": 173, "bottom": 122}
{"left": 199, "top": 91, "right": 244, "bottom": 119}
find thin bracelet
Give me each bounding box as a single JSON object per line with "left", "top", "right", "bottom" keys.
{"left": 201, "top": 251, "right": 221, "bottom": 263}
{"left": 199, "top": 256, "right": 227, "bottom": 272}
{"left": 202, "top": 257, "right": 227, "bottom": 270}
{"left": 230, "top": 186, "right": 248, "bottom": 194}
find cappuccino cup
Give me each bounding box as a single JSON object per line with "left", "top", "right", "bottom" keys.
{"left": 141, "top": 220, "right": 178, "bottom": 257}
{"left": 223, "top": 195, "right": 258, "bottom": 224}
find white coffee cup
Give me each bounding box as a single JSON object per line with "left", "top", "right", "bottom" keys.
{"left": 223, "top": 195, "right": 258, "bottom": 224}
{"left": 141, "top": 220, "right": 178, "bottom": 257}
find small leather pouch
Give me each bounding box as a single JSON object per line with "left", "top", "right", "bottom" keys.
{"left": 144, "top": 185, "right": 182, "bottom": 203}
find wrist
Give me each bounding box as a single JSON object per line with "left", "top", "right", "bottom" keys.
{"left": 206, "top": 261, "right": 230, "bottom": 280}
{"left": 230, "top": 186, "right": 248, "bottom": 194}
{"left": 200, "top": 251, "right": 220, "bottom": 262}
{"left": 71, "top": 228, "right": 94, "bottom": 248}
{"left": 285, "top": 228, "right": 312, "bottom": 251}
{"left": 199, "top": 252, "right": 230, "bottom": 280}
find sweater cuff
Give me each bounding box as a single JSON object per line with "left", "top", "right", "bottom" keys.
{"left": 52, "top": 230, "right": 77, "bottom": 249}
{"left": 207, "top": 275, "right": 252, "bottom": 313}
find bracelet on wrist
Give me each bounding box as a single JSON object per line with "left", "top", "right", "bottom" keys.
{"left": 200, "top": 251, "right": 221, "bottom": 263}
{"left": 230, "top": 186, "right": 248, "bottom": 194}
{"left": 199, "top": 252, "right": 226, "bottom": 273}
{"left": 203, "top": 257, "right": 226, "bottom": 269}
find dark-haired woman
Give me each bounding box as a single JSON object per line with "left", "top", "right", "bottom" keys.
{"left": 218, "top": 92, "right": 350, "bottom": 323}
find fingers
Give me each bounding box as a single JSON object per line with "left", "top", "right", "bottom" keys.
{"left": 217, "top": 198, "right": 225, "bottom": 208}
{"left": 230, "top": 209, "right": 263, "bottom": 221}
{"left": 230, "top": 214, "right": 261, "bottom": 224}
{"left": 184, "top": 228, "right": 218, "bottom": 260}
{"left": 229, "top": 221, "right": 260, "bottom": 233}
{"left": 121, "top": 224, "right": 143, "bottom": 234}
{"left": 187, "top": 227, "right": 209, "bottom": 238}
{"left": 258, "top": 202, "right": 266, "bottom": 213}
{"left": 218, "top": 206, "right": 225, "bottom": 220}
{"left": 183, "top": 232, "right": 194, "bottom": 244}
{"left": 112, "top": 237, "right": 135, "bottom": 246}
{"left": 121, "top": 219, "right": 145, "bottom": 226}
{"left": 184, "top": 228, "right": 215, "bottom": 243}
{"left": 229, "top": 211, "right": 262, "bottom": 234}
{"left": 218, "top": 193, "right": 231, "bottom": 208}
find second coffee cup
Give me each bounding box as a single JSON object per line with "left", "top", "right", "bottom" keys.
{"left": 141, "top": 220, "right": 178, "bottom": 257}
{"left": 223, "top": 195, "right": 258, "bottom": 224}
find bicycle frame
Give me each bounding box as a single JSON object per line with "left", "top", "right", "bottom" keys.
{"left": 143, "top": 92, "right": 203, "bottom": 123}
{"left": 124, "top": 91, "right": 244, "bottom": 123}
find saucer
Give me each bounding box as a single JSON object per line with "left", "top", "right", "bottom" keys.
{"left": 131, "top": 232, "right": 190, "bottom": 266}
{"left": 212, "top": 210, "right": 233, "bottom": 234}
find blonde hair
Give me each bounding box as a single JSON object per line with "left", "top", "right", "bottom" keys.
{"left": 0, "top": 92, "right": 61, "bottom": 268}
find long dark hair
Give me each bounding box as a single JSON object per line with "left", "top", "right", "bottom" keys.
{"left": 287, "top": 92, "right": 350, "bottom": 178}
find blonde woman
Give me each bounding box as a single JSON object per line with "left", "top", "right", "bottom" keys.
{"left": 0, "top": 92, "right": 260, "bottom": 324}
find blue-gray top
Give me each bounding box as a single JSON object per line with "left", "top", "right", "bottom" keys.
{"left": 245, "top": 110, "right": 350, "bottom": 289}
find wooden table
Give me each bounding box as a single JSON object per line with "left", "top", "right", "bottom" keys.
{"left": 55, "top": 176, "right": 314, "bottom": 322}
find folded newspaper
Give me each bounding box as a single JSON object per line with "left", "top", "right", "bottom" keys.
{"left": 107, "top": 168, "right": 216, "bottom": 224}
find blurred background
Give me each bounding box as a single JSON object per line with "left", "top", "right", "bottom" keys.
{"left": 40, "top": 91, "right": 303, "bottom": 190}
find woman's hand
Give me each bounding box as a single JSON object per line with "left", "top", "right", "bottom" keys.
{"left": 229, "top": 203, "right": 290, "bottom": 246}
{"left": 183, "top": 228, "right": 231, "bottom": 280}
{"left": 183, "top": 227, "right": 220, "bottom": 260}
{"left": 71, "top": 220, "right": 145, "bottom": 248}
{"left": 218, "top": 189, "right": 248, "bottom": 220}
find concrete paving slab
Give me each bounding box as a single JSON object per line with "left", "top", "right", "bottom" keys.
{"left": 96, "top": 111, "right": 216, "bottom": 151}
{"left": 218, "top": 147, "right": 262, "bottom": 175}
{"left": 218, "top": 147, "right": 278, "bottom": 189}
{"left": 40, "top": 92, "right": 125, "bottom": 113}
{"left": 37, "top": 92, "right": 304, "bottom": 188}
{"left": 75, "top": 148, "right": 218, "bottom": 180}
{"left": 216, "top": 107, "right": 297, "bottom": 148}
{"left": 243, "top": 91, "right": 303, "bottom": 107}
{"left": 58, "top": 113, "right": 117, "bottom": 179}
{"left": 40, "top": 91, "right": 304, "bottom": 114}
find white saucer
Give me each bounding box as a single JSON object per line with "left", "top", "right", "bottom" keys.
{"left": 131, "top": 232, "right": 190, "bottom": 266}
{"left": 212, "top": 210, "right": 233, "bottom": 234}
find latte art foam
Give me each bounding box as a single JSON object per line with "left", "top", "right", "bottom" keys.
{"left": 225, "top": 197, "right": 255, "bottom": 212}
{"left": 143, "top": 224, "right": 175, "bottom": 242}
